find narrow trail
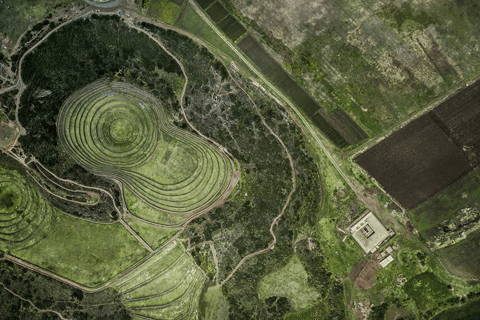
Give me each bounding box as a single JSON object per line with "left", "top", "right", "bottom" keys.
{"left": 0, "top": 282, "right": 70, "bottom": 320}
{"left": 219, "top": 69, "right": 297, "bottom": 286}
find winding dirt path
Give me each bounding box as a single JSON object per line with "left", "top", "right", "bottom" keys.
{"left": 0, "top": 282, "right": 70, "bottom": 320}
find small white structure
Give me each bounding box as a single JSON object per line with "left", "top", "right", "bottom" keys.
{"left": 380, "top": 255, "right": 394, "bottom": 268}
{"left": 349, "top": 212, "right": 390, "bottom": 253}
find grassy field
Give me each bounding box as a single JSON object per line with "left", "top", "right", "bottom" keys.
{"left": 0, "top": 168, "right": 54, "bottom": 251}
{"left": 436, "top": 230, "right": 480, "bottom": 279}
{"left": 202, "top": 285, "right": 229, "bottom": 320}
{"left": 148, "top": 0, "right": 183, "bottom": 25}
{"left": 125, "top": 216, "right": 179, "bottom": 249}
{"left": 404, "top": 272, "right": 451, "bottom": 310}
{"left": 433, "top": 298, "right": 480, "bottom": 320}
{"left": 258, "top": 255, "right": 319, "bottom": 310}
{"left": 0, "top": 0, "right": 74, "bottom": 53}
{"left": 12, "top": 211, "right": 148, "bottom": 287}
{"left": 114, "top": 240, "right": 206, "bottom": 319}
{"left": 57, "top": 79, "right": 232, "bottom": 217}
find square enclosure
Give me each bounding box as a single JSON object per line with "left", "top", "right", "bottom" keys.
{"left": 349, "top": 212, "right": 390, "bottom": 253}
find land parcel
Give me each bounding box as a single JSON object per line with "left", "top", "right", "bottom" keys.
{"left": 354, "top": 113, "right": 471, "bottom": 209}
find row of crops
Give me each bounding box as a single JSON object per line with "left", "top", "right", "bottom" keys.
{"left": 113, "top": 241, "right": 205, "bottom": 320}
{"left": 0, "top": 169, "right": 53, "bottom": 251}
{"left": 57, "top": 79, "right": 233, "bottom": 219}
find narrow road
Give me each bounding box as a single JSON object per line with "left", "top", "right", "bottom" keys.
{"left": 186, "top": 0, "right": 366, "bottom": 204}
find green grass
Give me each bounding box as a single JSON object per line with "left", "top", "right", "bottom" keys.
{"left": 148, "top": 0, "right": 183, "bottom": 25}
{"left": 125, "top": 216, "right": 179, "bottom": 249}
{"left": 124, "top": 188, "right": 187, "bottom": 225}
{"left": 284, "top": 301, "right": 329, "bottom": 320}
{"left": 114, "top": 240, "right": 206, "bottom": 319}
{"left": 404, "top": 272, "right": 451, "bottom": 310}
{"left": 258, "top": 255, "right": 319, "bottom": 310}
{"left": 436, "top": 229, "right": 480, "bottom": 279}
{"left": 203, "top": 285, "right": 229, "bottom": 320}
{"left": 432, "top": 298, "right": 480, "bottom": 320}
{"left": 0, "top": 168, "right": 54, "bottom": 250}
{"left": 12, "top": 211, "right": 148, "bottom": 287}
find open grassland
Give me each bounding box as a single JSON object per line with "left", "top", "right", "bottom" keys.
{"left": 148, "top": 0, "right": 183, "bottom": 25}
{"left": 404, "top": 272, "right": 451, "bottom": 310}
{"left": 12, "top": 210, "right": 148, "bottom": 288}
{"left": 433, "top": 298, "right": 480, "bottom": 320}
{"left": 258, "top": 255, "right": 319, "bottom": 311}
{"left": 57, "top": 79, "right": 233, "bottom": 220}
{"left": 0, "top": 168, "right": 53, "bottom": 251}
{"left": 114, "top": 240, "right": 206, "bottom": 319}
{"left": 0, "top": 0, "right": 74, "bottom": 53}
{"left": 436, "top": 230, "right": 480, "bottom": 279}
{"left": 125, "top": 215, "right": 180, "bottom": 250}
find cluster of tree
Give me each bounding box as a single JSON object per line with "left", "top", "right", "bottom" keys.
{"left": 0, "top": 260, "right": 131, "bottom": 320}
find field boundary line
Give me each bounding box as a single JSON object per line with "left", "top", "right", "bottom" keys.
{"left": 120, "top": 219, "right": 154, "bottom": 252}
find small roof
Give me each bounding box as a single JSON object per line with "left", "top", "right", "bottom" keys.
{"left": 380, "top": 255, "right": 394, "bottom": 268}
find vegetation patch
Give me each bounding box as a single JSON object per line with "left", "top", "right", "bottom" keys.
{"left": 147, "top": 0, "right": 183, "bottom": 25}
{"left": 12, "top": 210, "right": 148, "bottom": 287}
{"left": 436, "top": 229, "right": 480, "bottom": 279}
{"left": 433, "top": 298, "right": 480, "bottom": 320}
{"left": 403, "top": 272, "right": 451, "bottom": 310}
{"left": 258, "top": 255, "right": 319, "bottom": 310}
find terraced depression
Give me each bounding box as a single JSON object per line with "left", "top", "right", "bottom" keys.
{"left": 57, "top": 79, "right": 234, "bottom": 223}
{"left": 0, "top": 169, "right": 53, "bottom": 251}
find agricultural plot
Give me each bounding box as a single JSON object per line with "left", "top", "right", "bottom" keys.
{"left": 354, "top": 114, "right": 471, "bottom": 209}
{"left": 12, "top": 209, "right": 148, "bottom": 287}
{"left": 113, "top": 240, "right": 206, "bottom": 319}
{"left": 205, "top": 2, "right": 229, "bottom": 23}
{"left": 217, "top": 15, "right": 246, "bottom": 42}
{"left": 196, "top": 0, "right": 214, "bottom": 9}
{"left": 0, "top": 169, "right": 53, "bottom": 251}
{"left": 237, "top": 34, "right": 365, "bottom": 148}
{"left": 430, "top": 79, "right": 480, "bottom": 166}
{"left": 57, "top": 79, "right": 233, "bottom": 221}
